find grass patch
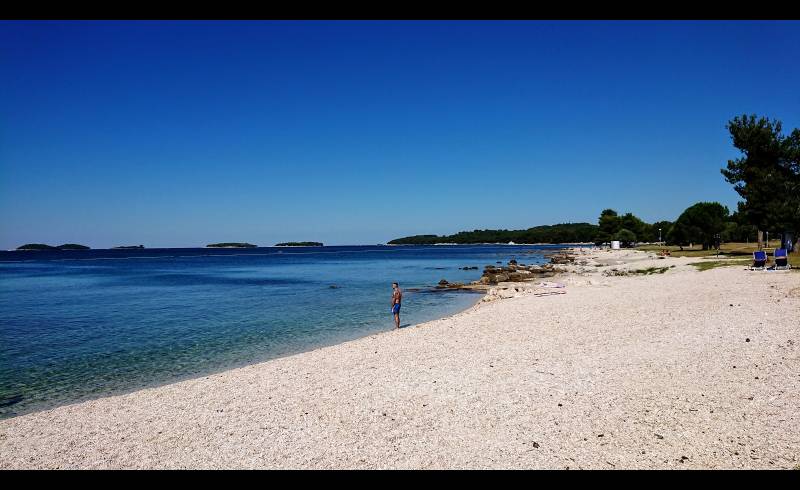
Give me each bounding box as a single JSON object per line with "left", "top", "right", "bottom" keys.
{"left": 637, "top": 242, "right": 769, "bottom": 258}
{"left": 690, "top": 261, "right": 728, "bottom": 271}
{"left": 689, "top": 259, "right": 751, "bottom": 271}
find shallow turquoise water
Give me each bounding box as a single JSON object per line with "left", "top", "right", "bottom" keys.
{"left": 0, "top": 244, "right": 561, "bottom": 418}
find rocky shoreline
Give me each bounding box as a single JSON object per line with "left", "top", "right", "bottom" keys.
{"left": 431, "top": 246, "right": 725, "bottom": 303}
{"left": 432, "top": 249, "right": 580, "bottom": 298}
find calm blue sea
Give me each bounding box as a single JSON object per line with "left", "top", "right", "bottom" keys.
{"left": 0, "top": 244, "right": 565, "bottom": 418}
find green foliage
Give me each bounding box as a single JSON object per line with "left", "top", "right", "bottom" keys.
{"left": 598, "top": 209, "right": 621, "bottom": 237}
{"left": 390, "top": 235, "right": 438, "bottom": 244}
{"left": 720, "top": 209, "right": 759, "bottom": 243}
{"left": 595, "top": 209, "right": 661, "bottom": 244}
{"left": 16, "top": 243, "right": 90, "bottom": 250}
{"left": 689, "top": 259, "right": 750, "bottom": 271}
{"left": 17, "top": 243, "right": 89, "bottom": 250}
{"left": 668, "top": 202, "right": 730, "bottom": 250}
{"left": 618, "top": 213, "right": 646, "bottom": 241}
{"left": 721, "top": 114, "right": 800, "bottom": 235}
{"left": 391, "top": 194, "right": 763, "bottom": 250}
{"left": 388, "top": 223, "right": 599, "bottom": 245}
{"left": 16, "top": 243, "right": 56, "bottom": 250}
{"left": 649, "top": 221, "right": 673, "bottom": 242}
{"left": 593, "top": 231, "right": 613, "bottom": 245}
{"left": 614, "top": 228, "right": 637, "bottom": 246}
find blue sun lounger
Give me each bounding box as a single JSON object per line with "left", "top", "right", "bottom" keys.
{"left": 774, "top": 248, "right": 790, "bottom": 270}
{"left": 752, "top": 250, "right": 767, "bottom": 270}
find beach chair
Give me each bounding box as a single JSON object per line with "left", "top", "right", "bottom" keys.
{"left": 751, "top": 250, "right": 767, "bottom": 270}
{"left": 774, "top": 248, "right": 790, "bottom": 270}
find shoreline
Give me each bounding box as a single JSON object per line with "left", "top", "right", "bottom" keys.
{"left": 0, "top": 243, "right": 566, "bottom": 419}
{"left": 2, "top": 248, "right": 798, "bottom": 469}
{"left": 0, "top": 266, "right": 495, "bottom": 420}
{"left": 0, "top": 287, "right": 486, "bottom": 422}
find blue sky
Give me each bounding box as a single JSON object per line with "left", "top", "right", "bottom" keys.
{"left": 1, "top": 20, "right": 798, "bottom": 248}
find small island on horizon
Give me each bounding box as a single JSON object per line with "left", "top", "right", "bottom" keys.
{"left": 112, "top": 245, "right": 145, "bottom": 249}
{"left": 16, "top": 243, "right": 91, "bottom": 251}
{"left": 206, "top": 242, "right": 257, "bottom": 248}
{"left": 275, "top": 242, "right": 323, "bottom": 247}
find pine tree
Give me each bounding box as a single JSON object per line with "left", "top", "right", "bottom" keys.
{"left": 722, "top": 114, "right": 800, "bottom": 251}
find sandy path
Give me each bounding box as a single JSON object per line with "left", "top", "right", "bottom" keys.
{"left": 1, "top": 251, "right": 798, "bottom": 469}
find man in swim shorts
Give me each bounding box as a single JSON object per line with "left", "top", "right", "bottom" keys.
{"left": 391, "top": 282, "right": 402, "bottom": 329}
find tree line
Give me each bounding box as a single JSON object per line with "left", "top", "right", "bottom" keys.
{"left": 595, "top": 114, "right": 798, "bottom": 250}
{"left": 388, "top": 223, "right": 600, "bottom": 245}
{"left": 390, "top": 114, "right": 798, "bottom": 250}
{"left": 593, "top": 204, "right": 765, "bottom": 250}
{"left": 388, "top": 201, "right": 781, "bottom": 249}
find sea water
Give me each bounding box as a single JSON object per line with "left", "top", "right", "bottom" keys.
{"left": 0, "top": 244, "right": 565, "bottom": 418}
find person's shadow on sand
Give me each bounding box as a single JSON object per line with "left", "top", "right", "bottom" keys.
{"left": 397, "top": 323, "right": 412, "bottom": 329}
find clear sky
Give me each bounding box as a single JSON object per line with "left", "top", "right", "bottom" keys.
{"left": 1, "top": 20, "right": 798, "bottom": 248}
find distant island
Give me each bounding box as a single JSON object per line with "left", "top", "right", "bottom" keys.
{"left": 275, "top": 242, "right": 323, "bottom": 247}
{"left": 206, "top": 243, "right": 257, "bottom": 248}
{"left": 388, "top": 223, "right": 599, "bottom": 245}
{"left": 17, "top": 243, "right": 56, "bottom": 251}
{"left": 16, "top": 243, "right": 91, "bottom": 251}
{"left": 112, "top": 245, "right": 145, "bottom": 249}
{"left": 57, "top": 244, "right": 91, "bottom": 250}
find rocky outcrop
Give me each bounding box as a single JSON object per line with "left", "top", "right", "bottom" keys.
{"left": 434, "top": 256, "right": 574, "bottom": 291}
{"left": 549, "top": 252, "right": 577, "bottom": 264}
{"left": 478, "top": 260, "right": 565, "bottom": 285}
{"left": 436, "top": 279, "right": 466, "bottom": 289}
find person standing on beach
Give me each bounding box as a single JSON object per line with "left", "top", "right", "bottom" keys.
{"left": 391, "top": 282, "right": 402, "bottom": 329}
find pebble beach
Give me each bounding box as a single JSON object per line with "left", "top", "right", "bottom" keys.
{"left": 1, "top": 248, "right": 798, "bottom": 469}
